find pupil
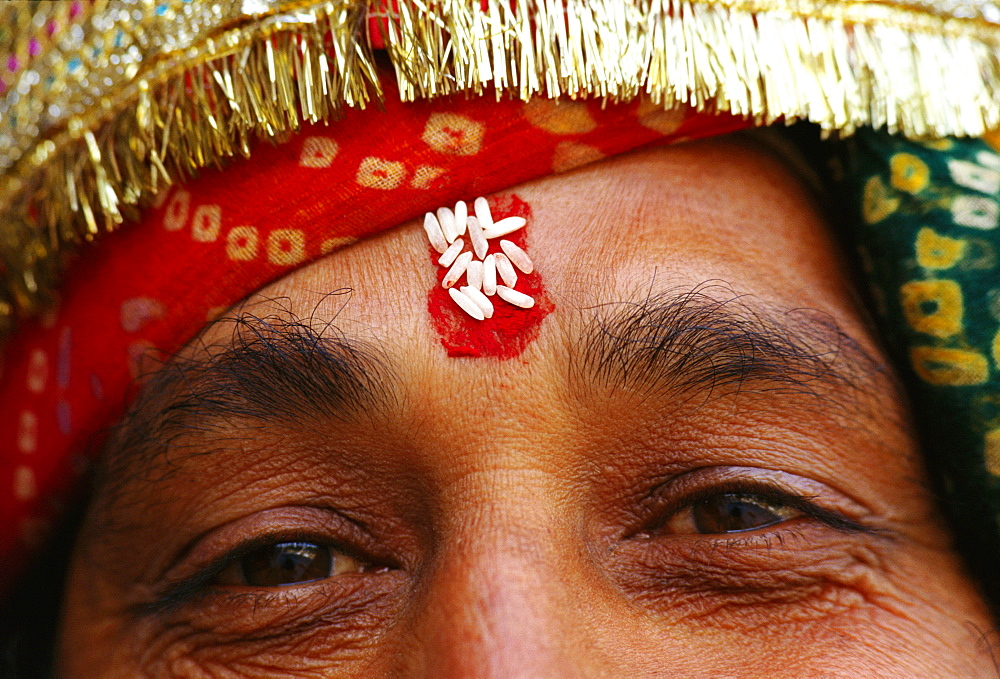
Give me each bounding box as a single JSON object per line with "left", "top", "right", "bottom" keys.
{"left": 692, "top": 493, "right": 784, "bottom": 533}
{"left": 241, "top": 542, "right": 332, "bottom": 587}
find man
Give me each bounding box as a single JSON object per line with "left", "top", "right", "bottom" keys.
{"left": 56, "top": 138, "right": 998, "bottom": 676}
{"left": 2, "top": 1, "right": 999, "bottom": 675}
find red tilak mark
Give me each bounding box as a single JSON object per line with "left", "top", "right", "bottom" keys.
{"left": 428, "top": 193, "right": 554, "bottom": 359}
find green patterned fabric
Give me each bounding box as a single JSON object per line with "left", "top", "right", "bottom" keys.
{"left": 835, "top": 130, "right": 1000, "bottom": 603}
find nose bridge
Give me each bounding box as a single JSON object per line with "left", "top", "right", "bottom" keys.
{"left": 407, "top": 473, "right": 595, "bottom": 679}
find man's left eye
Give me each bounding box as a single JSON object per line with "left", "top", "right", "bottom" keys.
{"left": 665, "top": 493, "right": 801, "bottom": 534}
{"left": 215, "top": 541, "right": 365, "bottom": 587}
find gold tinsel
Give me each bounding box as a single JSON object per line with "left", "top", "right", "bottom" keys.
{"left": 1, "top": 0, "right": 999, "bottom": 349}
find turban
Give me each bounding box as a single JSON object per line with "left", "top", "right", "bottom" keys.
{"left": 1, "top": 0, "right": 999, "bottom": 608}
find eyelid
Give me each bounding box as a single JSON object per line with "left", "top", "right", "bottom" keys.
{"left": 660, "top": 489, "right": 802, "bottom": 535}
{"left": 212, "top": 538, "right": 366, "bottom": 588}
{"left": 136, "top": 506, "right": 395, "bottom": 616}
{"left": 635, "top": 466, "right": 881, "bottom": 538}
{"left": 139, "top": 532, "right": 331, "bottom": 615}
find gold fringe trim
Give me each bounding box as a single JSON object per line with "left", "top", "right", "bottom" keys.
{"left": 0, "top": 0, "right": 380, "bottom": 344}
{"left": 2, "top": 0, "right": 1000, "bottom": 349}
{"left": 381, "top": 0, "right": 1000, "bottom": 133}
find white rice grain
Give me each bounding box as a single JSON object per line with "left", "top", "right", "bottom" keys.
{"left": 461, "top": 285, "right": 494, "bottom": 318}
{"left": 466, "top": 259, "right": 484, "bottom": 290}
{"left": 499, "top": 239, "right": 534, "bottom": 273}
{"left": 496, "top": 285, "right": 535, "bottom": 309}
{"left": 467, "top": 215, "right": 489, "bottom": 259}
{"left": 474, "top": 196, "right": 494, "bottom": 231}
{"left": 423, "top": 212, "right": 448, "bottom": 253}
{"left": 483, "top": 254, "right": 497, "bottom": 295}
{"left": 438, "top": 206, "right": 458, "bottom": 243}
{"left": 482, "top": 216, "right": 527, "bottom": 240}
{"left": 438, "top": 238, "right": 465, "bottom": 267}
{"left": 454, "top": 200, "right": 468, "bottom": 237}
{"left": 494, "top": 253, "right": 518, "bottom": 287}
{"left": 449, "top": 287, "right": 485, "bottom": 320}
{"left": 442, "top": 251, "right": 473, "bottom": 288}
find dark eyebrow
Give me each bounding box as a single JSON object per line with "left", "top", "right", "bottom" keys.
{"left": 104, "top": 292, "right": 396, "bottom": 471}
{"left": 575, "top": 282, "right": 886, "bottom": 406}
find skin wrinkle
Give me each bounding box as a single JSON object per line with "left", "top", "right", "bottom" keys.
{"left": 89, "top": 294, "right": 398, "bottom": 512}
{"left": 613, "top": 531, "right": 907, "bottom": 672}
{"left": 567, "top": 369, "right": 914, "bottom": 541}
{"left": 573, "top": 281, "right": 887, "bottom": 421}
{"left": 158, "top": 298, "right": 394, "bottom": 428}
{"left": 971, "top": 623, "right": 1000, "bottom": 672}
{"left": 144, "top": 576, "right": 402, "bottom": 675}
{"left": 155, "top": 474, "right": 400, "bottom": 585}
{"left": 58, "top": 140, "right": 1000, "bottom": 678}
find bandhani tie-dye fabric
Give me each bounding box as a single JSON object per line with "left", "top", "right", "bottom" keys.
{"left": 0, "top": 74, "right": 750, "bottom": 591}
{"left": 834, "top": 130, "right": 1000, "bottom": 599}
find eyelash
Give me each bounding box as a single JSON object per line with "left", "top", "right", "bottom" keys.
{"left": 692, "top": 525, "right": 805, "bottom": 558}
{"left": 641, "top": 477, "right": 873, "bottom": 538}
{"left": 141, "top": 531, "right": 375, "bottom": 616}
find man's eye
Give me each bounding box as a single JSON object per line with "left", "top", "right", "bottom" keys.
{"left": 216, "top": 541, "right": 364, "bottom": 587}
{"left": 665, "top": 493, "right": 801, "bottom": 534}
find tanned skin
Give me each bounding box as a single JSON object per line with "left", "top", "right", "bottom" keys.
{"left": 59, "top": 139, "right": 999, "bottom": 677}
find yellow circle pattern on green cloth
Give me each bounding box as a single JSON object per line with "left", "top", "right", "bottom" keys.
{"left": 836, "top": 130, "right": 1000, "bottom": 603}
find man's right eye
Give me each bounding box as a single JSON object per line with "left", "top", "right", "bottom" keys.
{"left": 634, "top": 467, "right": 877, "bottom": 541}
{"left": 215, "top": 541, "right": 365, "bottom": 587}
{"left": 666, "top": 492, "right": 801, "bottom": 534}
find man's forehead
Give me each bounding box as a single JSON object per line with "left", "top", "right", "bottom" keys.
{"left": 229, "top": 141, "right": 855, "bottom": 346}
